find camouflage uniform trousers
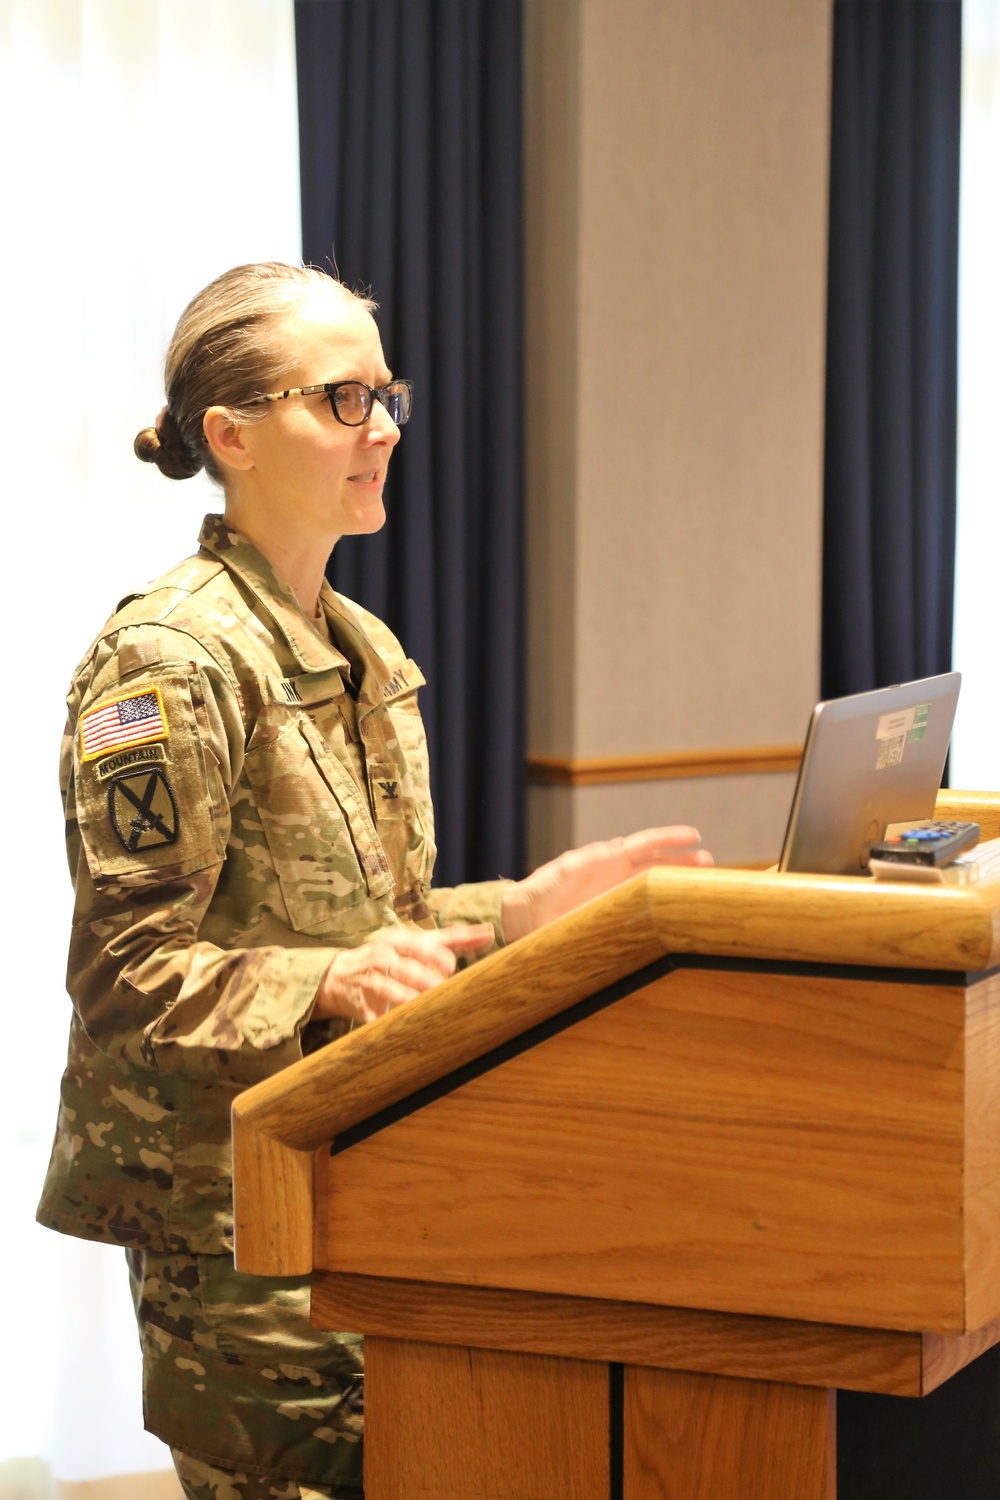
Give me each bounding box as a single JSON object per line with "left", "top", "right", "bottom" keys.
{"left": 126, "top": 1249, "right": 363, "bottom": 1499}
{"left": 170, "top": 1447, "right": 354, "bottom": 1500}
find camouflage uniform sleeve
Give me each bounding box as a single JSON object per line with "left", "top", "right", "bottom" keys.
{"left": 67, "top": 646, "right": 337, "bottom": 1085}
{"left": 425, "top": 881, "right": 510, "bottom": 948}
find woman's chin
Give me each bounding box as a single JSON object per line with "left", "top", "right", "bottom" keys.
{"left": 319, "top": 486, "right": 388, "bottom": 540}
{"left": 343, "top": 498, "right": 387, "bottom": 535}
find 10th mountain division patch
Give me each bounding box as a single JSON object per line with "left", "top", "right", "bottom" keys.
{"left": 108, "top": 766, "right": 179, "bottom": 852}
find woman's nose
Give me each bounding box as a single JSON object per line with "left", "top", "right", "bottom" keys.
{"left": 367, "top": 402, "right": 401, "bottom": 445}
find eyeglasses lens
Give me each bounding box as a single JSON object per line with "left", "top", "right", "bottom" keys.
{"left": 331, "top": 384, "right": 371, "bottom": 425}
{"left": 379, "top": 381, "right": 412, "bottom": 425}
{"left": 327, "top": 380, "right": 412, "bottom": 426}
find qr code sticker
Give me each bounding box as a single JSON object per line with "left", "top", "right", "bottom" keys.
{"left": 876, "top": 734, "right": 905, "bottom": 770}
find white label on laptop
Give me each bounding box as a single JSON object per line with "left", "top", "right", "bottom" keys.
{"left": 876, "top": 708, "right": 916, "bottom": 740}
{"left": 874, "top": 708, "right": 914, "bottom": 769}
{"left": 876, "top": 734, "right": 906, "bottom": 769}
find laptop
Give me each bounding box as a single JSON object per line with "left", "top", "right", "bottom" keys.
{"left": 778, "top": 672, "right": 962, "bottom": 876}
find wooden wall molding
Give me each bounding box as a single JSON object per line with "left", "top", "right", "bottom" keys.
{"left": 527, "top": 745, "right": 803, "bottom": 786}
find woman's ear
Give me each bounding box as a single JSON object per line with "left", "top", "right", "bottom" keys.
{"left": 203, "top": 407, "right": 255, "bottom": 473}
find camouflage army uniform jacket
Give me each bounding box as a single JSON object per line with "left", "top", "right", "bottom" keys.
{"left": 38, "top": 514, "right": 505, "bottom": 1255}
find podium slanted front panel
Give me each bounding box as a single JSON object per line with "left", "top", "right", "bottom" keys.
{"left": 319, "top": 960, "right": 979, "bottom": 1330}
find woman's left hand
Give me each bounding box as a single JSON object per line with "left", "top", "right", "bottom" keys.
{"left": 500, "top": 826, "right": 713, "bottom": 944}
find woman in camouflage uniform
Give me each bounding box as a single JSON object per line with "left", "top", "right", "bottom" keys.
{"left": 38, "top": 262, "right": 709, "bottom": 1500}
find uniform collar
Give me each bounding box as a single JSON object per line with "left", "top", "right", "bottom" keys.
{"left": 197, "top": 514, "right": 349, "bottom": 673}
{"left": 320, "top": 585, "right": 393, "bottom": 709}
{"left": 198, "top": 514, "right": 390, "bottom": 702}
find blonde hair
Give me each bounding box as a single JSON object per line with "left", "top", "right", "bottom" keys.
{"left": 134, "top": 262, "right": 376, "bottom": 482}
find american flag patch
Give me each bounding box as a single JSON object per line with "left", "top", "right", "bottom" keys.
{"left": 80, "top": 688, "right": 169, "bottom": 763}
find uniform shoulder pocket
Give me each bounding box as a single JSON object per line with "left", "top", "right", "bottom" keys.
{"left": 74, "top": 666, "right": 226, "bottom": 883}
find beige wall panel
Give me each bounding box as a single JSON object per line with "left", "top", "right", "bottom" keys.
{"left": 523, "top": 0, "right": 832, "bottom": 859}
{"left": 573, "top": 0, "right": 832, "bottom": 756}
{"left": 527, "top": 774, "right": 797, "bottom": 872}
{"left": 523, "top": 0, "right": 582, "bottom": 756}
{"left": 524, "top": 0, "right": 833, "bottom": 759}
{"left": 526, "top": 782, "right": 578, "bottom": 874}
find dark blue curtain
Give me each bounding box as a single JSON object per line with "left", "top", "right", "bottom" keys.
{"left": 825, "top": 12, "right": 976, "bottom": 1498}
{"left": 840, "top": 1346, "right": 1000, "bottom": 1500}
{"left": 294, "top": 0, "right": 524, "bottom": 886}
{"left": 822, "top": 0, "right": 961, "bottom": 701}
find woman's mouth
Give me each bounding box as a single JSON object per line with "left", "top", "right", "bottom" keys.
{"left": 348, "top": 470, "right": 380, "bottom": 484}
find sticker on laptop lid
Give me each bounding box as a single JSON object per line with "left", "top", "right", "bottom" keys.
{"left": 874, "top": 702, "right": 931, "bottom": 769}
{"left": 875, "top": 707, "right": 909, "bottom": 771}
{"left": 908, "top": 703, "right": 930, "bottom": 743}
{"left": 876, "top": 734, "right": 906, "bottom": 770}
{"left": 876, "top": 707, "right": 915, "bottom": 742}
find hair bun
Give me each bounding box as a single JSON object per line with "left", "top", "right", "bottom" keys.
{"left": 133, "top": 426, "right": 161, "bottom": 464}
{"left": 133, "top": 410, "right": 201, "bottom": 480}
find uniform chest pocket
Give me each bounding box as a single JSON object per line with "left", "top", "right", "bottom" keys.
{"left": 243, "top": 717, "right": 392, "bottom": 935}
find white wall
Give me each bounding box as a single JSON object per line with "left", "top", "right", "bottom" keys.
{"left": 0, "top": 0, "right": 301, "bottom": 1484}
{"left": 952, "top": 0, "right": 1000, "bottom": 792}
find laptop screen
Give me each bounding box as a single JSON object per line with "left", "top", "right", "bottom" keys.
{"left": 778, "top": 673, "right": 961, "bottom": 875}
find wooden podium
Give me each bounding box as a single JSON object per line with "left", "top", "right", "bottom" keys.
{"left": 232, "top": 791, "right": 1000, "bottom": 1499}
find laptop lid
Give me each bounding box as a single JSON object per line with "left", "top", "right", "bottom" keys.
{"left": 778, "top": 672, "right": 962, "bottom": 875}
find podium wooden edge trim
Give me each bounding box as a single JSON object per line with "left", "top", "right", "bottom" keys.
{"left": 310, "top": 1271, "right": 1000, "bottom": 1399}
{"left": 935, "top": 790, "right": 1000, "bottom": 841}
{"left": 231, "top": 1115, "right": 313, "bottom": 1275}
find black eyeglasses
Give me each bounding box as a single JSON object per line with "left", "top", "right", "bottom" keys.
{"left": 244, "top": 378, "right": 413, "bottom": 427}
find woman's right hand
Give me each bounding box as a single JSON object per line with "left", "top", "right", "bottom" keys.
{"left": 313, "top": 923, "right": 496, "bottom": 1024}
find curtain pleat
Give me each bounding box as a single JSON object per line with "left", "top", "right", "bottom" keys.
{"left": 825, "top": 12, "right": 989, "bottom": 1499}
{"left": 821, "top": 0, "right": 961, "bottom": 701}
{"left": 294, "top": 0, "right": 525, "bottom": 885}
